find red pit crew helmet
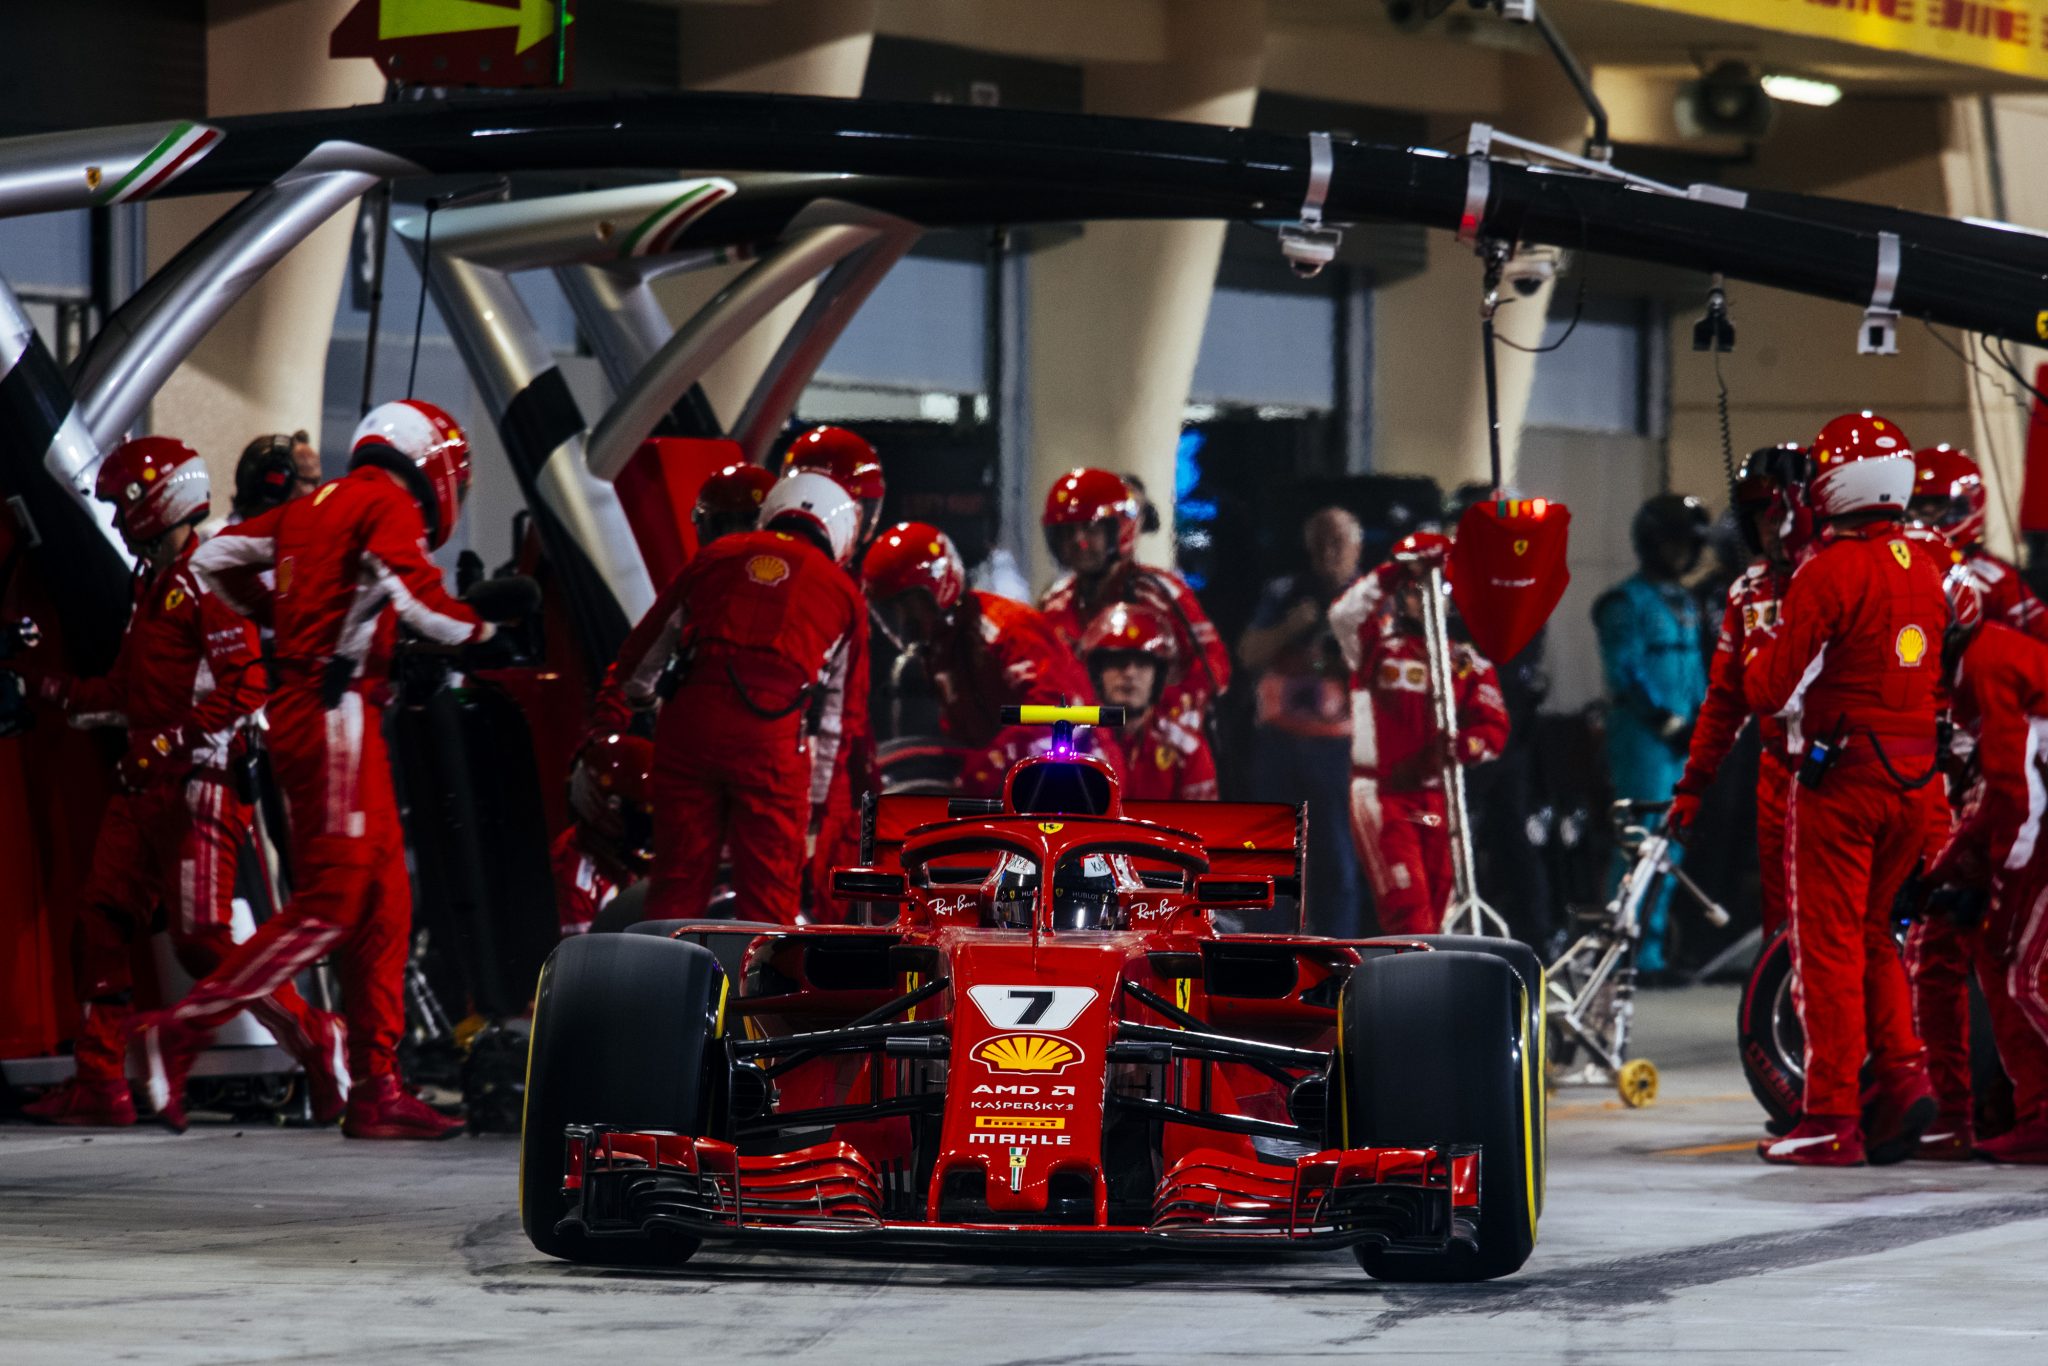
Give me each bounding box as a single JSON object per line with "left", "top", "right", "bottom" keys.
{"left": 570, "top": 732, "right": 656, "bottom": 874}
{"left": 351, "top": 398, "right": 472, "bottom": 550}
{"left": 1043, "top": 467, "right": 1141, "bottom": 562}
{"left": 1910, "top": 444, "right": 1987, "bottom": 550}
{"left": 783, "top": 426, "right": 884, "bottom": 542}
{"left": 1391, "top": 531, "right": 1453, "bottom": 570}
{"left": 694, "top": 462, "right": 776, "bottom": 542}
{"left": 95, "top": 436, "right": 210, "bottom": 547}
{"left": 1081, "top": 601, "right": 1183, "bottom": 707}
{"left": 862, "top": 521, "right": 966, "bottom": 611}
{"left": 1807, "top": 411, "right": 1913, "bottom": 519}
{"left": 760, "top": 470, "right": 859, "bottom": 567}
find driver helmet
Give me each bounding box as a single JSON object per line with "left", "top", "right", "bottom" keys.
{"left": 986, "top": 853, "right": 1040, "bottom": 931}
{"left": 1051, "top": 852, "right": 1119, "bottom": 932}
{"left": 1081, "top": 601, "right": 1182, "bottom": 710}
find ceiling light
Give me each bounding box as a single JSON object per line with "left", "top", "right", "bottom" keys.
{"left": 1761, "top": 74, "right": 1844, "bottom": 108}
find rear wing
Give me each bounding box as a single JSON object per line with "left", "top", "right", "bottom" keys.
{"left": 859, "top": 792, "right": 1307, "bottom": 928}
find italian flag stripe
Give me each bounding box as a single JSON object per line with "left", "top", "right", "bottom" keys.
{"left": 98, "top": 123, "right": 222, "bottom": 205}
{"left": 618, "top": 179, "right": 733, "bottom": 259}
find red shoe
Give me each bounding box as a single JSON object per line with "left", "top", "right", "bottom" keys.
{"left": 1913, "top": 1111, "right": 1975, "bottom": 1162}
{"left": 1976, "top": 1113, "right": 2048, "bottom": 1164}
{"left": 302, "top": 1012, "right": 351, "bottom": 1126}
{"left": 22, "top": 1078, "right": 136, "bottom": 1127}
{"left": 1863, "top": 1068, "right": 1938, "bottom": 1166}
{"left": 1758, "top": 1115, "right": 1866, "bottom": 1166}
{"left": 132, "top": 1013, "right": 207, "bottom": 1134}
{"left": 342, "top": 1073, "right": 465, "bottom": 1141}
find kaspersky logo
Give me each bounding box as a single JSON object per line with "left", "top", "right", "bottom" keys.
{"left": 972, "top": 1033, "right": 1082, "bottom": 1075}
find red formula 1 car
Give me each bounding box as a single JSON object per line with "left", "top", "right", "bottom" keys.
{"left": 519, "top": 707, "right": 1546, "bottom": 1281}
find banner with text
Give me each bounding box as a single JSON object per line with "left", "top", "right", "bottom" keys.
{"left": 1614, "top": 1, "right": 2048, "bottom": 82}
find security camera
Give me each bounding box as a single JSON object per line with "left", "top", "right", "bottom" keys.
{"left": 1500, "top": 245, "right": 1565, "bottom": 297}
{"left": 1280, "top": 222, "right": 1344, "bottom": 279}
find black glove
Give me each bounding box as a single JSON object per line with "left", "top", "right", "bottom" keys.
{"left": 0, "top": 668, "right": 33, "bottom": 739}
{"left": 1926, "top": 885, "right": 1990, "bottom": 930}
{"left": 462, "top": 574, "right": 542, "bottom": 624}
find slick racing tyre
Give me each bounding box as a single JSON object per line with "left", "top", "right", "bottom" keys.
{"left": 520, "top": 933, "right": 727, "bottom": 1264}
{"left": 1341, "top": 951, "right": 1540, "bottom": 1282}
{"left": 1741, "top": 927, "right": 2014, "bottom": 1137}
{"left": 1738, "top": 931, "right": 1802, "bottom": 1133}
{"left": 1399, "top": 935, "right": 1547, "bottom": 1216}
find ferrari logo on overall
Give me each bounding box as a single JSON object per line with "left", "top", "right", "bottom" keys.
{"left": 163, "top": 587, "right": 186, "bottom": 611}
{"left": 1513, "top": 539, "right": 1529, "bottom": 556}
{"left": 1890, "top": 541, "right": 1913, "bottom": 570}
{"left": 1896, "top": 624, "right": 1929, "bottom": 667}
{"left": 972, "top": 1033, "right": 1082, "bottom": 1074}
{"left": 746, "top": 554, "right": 790, "bottom": 585}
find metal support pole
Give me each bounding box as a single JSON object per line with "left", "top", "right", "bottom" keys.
{"left": 1421, "top": 558, "right": 1511, "bottom": 939}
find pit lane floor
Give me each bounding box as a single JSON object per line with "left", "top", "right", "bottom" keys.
{"left": 5, "top": 986, "right": 2047, "bottom": 1364}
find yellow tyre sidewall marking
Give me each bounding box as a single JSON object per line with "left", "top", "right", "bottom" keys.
{"left": 517, "top": 958, "right": 553, "bottom": 1222}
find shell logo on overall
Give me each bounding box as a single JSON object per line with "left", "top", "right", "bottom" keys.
{"left": 746, "top": 555, "right": 790, "bottom": 586}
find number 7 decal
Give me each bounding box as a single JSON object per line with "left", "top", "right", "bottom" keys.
{"left": 966, "top": 985, "right": 1098, "bottom": 1030}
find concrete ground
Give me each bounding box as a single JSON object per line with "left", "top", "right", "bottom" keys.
{"left": 5, "top": 985, "right": 2047, "bottom": 1365}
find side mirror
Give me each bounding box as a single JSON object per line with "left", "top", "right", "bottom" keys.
{"left": 831, "top": 868, "right": 910, "bottom": 901}
{"left": 1193, "top": 875, "right": 1275, "bottom": 909}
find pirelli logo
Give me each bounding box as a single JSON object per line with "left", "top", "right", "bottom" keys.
{"left": 974, "top": 1115, "right": 1066, "bottom": 1131}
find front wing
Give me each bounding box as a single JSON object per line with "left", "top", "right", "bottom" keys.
{"left": 557, "top": 1126, "right": 1479, "bottom": 1254}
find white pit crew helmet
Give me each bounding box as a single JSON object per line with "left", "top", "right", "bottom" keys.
{"left": 1811, "top": 452, "right": 1915, "bottom": 518}
{"left": 760, "top": 470, "right": 859, "bottom": 566}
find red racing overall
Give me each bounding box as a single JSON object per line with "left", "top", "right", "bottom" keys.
{"left": 1675, "top": 556, "right": 1795, "bottom": 935}
{"left": 51, "top": 537, "right": 332, "bottom": 1087}
{"left": 1926, "top": 624, "right": 2048, "bottom": 1144}
{"left": 1341, "top": 615, "right": 1509, "bottom": 937}
{"left": 602, "top": 529, "right": 864, "bottom": 924}
{"left": 1745, "top": 524, "right": 1949, "bottom": 1123}
{"left": 183, "top": 468, "right": 487, "bottom": 1084}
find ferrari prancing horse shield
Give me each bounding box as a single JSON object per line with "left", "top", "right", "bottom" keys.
{"left": 1450, "top": 498, "right": 1572, "bottom": 664}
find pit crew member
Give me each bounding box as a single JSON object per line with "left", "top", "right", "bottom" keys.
{"left": 142, "top": 399, "right": 494, "bottom": 1139}
{"left": 552, "top": 732, "right": 655, "bottom": 936}
{"left": 1084, "top": 601, "right": 1216, "bottom": 801}
{"left": 1039, "top": 468, "right": 1229, "bottom": 721}
{"left": 1917, "top": 590, "right": 2048, "bottom": 1163}
{"left": 1744, "top": 411, "right": 1946, "bottom": 1166}
{"left": 863, "top": 521, "right": 1119, "bottom": 794}
{"left": 1912, "top": 444, "right": 2048, "bottom": 642}
{"left": 598, "top": 473, "right": 866, "bottom": 925}
{"left": 1594, "top": 493, "right": 1711, "bottom": 973}
{"left": 777, "top": 429, "right": 885, "bottom": 914}
{"left": 1667, "top": 446, "right": 1805, "bottom": 937}
{"left": 1330, "top": 533, "right": 1509, "bottom": 938}
{"left": 230, "top": 430, "right": 322, "bottom": 521}
{"left": 22, "top": 437, "right": 345, "bottom": 1127}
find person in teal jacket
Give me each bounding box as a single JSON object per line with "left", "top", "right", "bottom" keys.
{"left": 1594, "top": 494, "right": 1711, "bottom": 974}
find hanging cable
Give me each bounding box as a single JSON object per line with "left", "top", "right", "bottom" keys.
{"left": 1478, "top": 240, "right": 1509, "bottom": 494}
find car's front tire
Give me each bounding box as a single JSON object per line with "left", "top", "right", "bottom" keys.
{"left": 520, "top": 933, "right": 726, "bottom": 1264}
{"left": 1339, "top": 950, "right": 1540, "bottom": 1282}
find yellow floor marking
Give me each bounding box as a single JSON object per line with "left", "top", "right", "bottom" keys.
{"left": 1549, "top": 1092, "right": 1751, "bottom": 1119}
{"left": 1651, "top": 1139, "right": 1760, "bottom": 1158}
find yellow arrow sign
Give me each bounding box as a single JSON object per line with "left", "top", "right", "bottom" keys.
{"left": 379, "top": 0, "right": 569, "bottom": 56}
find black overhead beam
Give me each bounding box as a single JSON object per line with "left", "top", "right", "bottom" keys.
{"left": 139, "top": 90, "right": 2048, "bottom": 347}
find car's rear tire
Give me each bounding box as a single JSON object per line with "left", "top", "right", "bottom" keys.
{"left": 1340, "top": 950, "right": 1539, "bottom": 1282}
{"left": 1738, "top": 930, "right": 1802, "bottom": 1132}
{"left": 1395, "top": 934, "right": 1547, "bottom": 1215}
{"left": 520, "top": 933, "right": 726, "bottom": 1264}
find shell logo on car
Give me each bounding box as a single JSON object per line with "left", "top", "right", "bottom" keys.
{"left": 746, "top": 554, "right": 791, "bottom": 585}
{"left": 972, "top": 1033, "right": 1082, "bottom": 1074}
